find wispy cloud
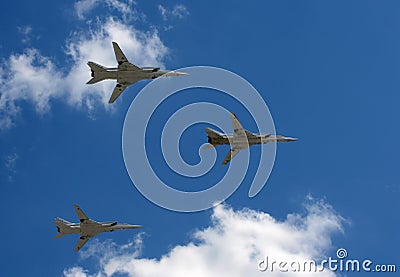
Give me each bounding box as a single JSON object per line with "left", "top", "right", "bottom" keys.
{"left": 3, "top": 152, "right": 18, "bottom": 182}
{"left": 17, "top": 25, "right": 34, "bottom": 44}
{"left": 75, "top": 0, "right": 144, "bottom": 21}
{"left": 105, "top": 0, "right": 139, "bottom": 20}
{"left": 171, "top": 4, "right": 190, "bottom": 19}
{"left": 63, "top": 199, "right": 344, "bottom": 277}
{"left": 74, "top": 0, "right": 99, "bottom": 20}
{"left": 0, "top": 11, "right": 168, "bottom": 129}
{"left": 63, "top": 267, "right": 89, "bottom": 277}
{"left": 4, "top": 153, "right": 18, "bottom": 172}
{"left": 158, "top": 4, "right": 189, "bottom": 21}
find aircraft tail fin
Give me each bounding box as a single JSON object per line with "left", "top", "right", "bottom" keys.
{"left": 86, "top": 62, "right": 107, "bottom": 84}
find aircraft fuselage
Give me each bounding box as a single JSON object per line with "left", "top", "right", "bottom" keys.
{"left": 55, "top": 205, "right": 141, "bottom": 251}
{"left": 91, "top": 68, "right": 177, "bottom": 85}
{"left": 57, "top": 221, "right": 140, "bottom": 237}
{"left": 208, "top": 134, "right": 297, "bottom": 148}
{"left": 86, "top": 42, "right": 187, "bottom": 103}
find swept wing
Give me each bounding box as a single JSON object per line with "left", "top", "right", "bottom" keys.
{"left": 222, "top": 148, "right": 241, "bottom": 165}
{"left": 74, "top": 205, "right": 99, "bottom": 225}
{"left": 109, "top": 83, "right": 128, "bottom": 103}
{"left": 112, "top": 42, "right": 141, "bottom": 71}
{"left": 222, "top": 113, "right": 249, "bottom": 165}
{"left": 74, "top": 236, "right": 92, "bottom": 252}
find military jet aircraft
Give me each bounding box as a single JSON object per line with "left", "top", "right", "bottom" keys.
{"left": 86, "top": 41, "right": 187, "bottom": 103}
{"left": 54, "top": 204, "right": 141, "bottom": 252}
{"left": 205, "top": 113, "right": 297, "bottom": 165}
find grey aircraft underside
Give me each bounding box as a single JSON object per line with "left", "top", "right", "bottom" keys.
{"left": 205, "top": 113, "right": 297, "bottom": 165}
{"left": 86, "top": 41, "right": 187, "bottom": 103}
{"left": 54, "top": 205, "right": 141, "bottom": 252}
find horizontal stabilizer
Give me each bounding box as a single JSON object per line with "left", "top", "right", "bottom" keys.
{"left": 55, "top": 233, "right": 65, "bottom": 238}
{"left": 87, "top": 62, "right": 106, "bottom": 72}
{"left": 54, "top": 218, "right": 70, "bottom": 238}
{"left": 54, "top": 217, "right": 71, "bottom": 228}
{"left": 86, "top": 62, "right": 107, "bottom": 84}
{"left": 205, "top": 128, "right": 224, "bottom": 139}
{"left": 203, "top": 144, "right": 214, "bottom": 150}
{"left": 86, "top": 77, "right": 105, "bottom": 85}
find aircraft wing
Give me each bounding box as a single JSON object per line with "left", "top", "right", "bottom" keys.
{"left": 74, "top": 205, "right": 98, "bottom": 225}
{"left": 221, "top": 113, "right": 249, "bottom": 165}
{"left": 222, "top": 148, "right": 242, "bottom": 165}
{"left": 109, "top": 78, "right": 143, "bottom": 103}
{"left": 112, "top": 42, "right": 141, "bottom": 71}
{"left": 74, "top": 236, "right": 92, "bottom": 252}
{"left": 231, "top": 113, "right": 246, "bottom": 138}
{"left": 74, "top": 205, "right": 88, "bottom": 222}
{"left": 109, "top": 83, "right": 128, "bottom": 103}
{"left": 231, "top": 113, "right": 248, "bottom": 149}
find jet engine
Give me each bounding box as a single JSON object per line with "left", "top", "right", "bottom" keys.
{"left": 143, "top": 67, "right": 160, "bottom": 73}
{"left": 103, "top": 221, "right": 118, "bottom": 227}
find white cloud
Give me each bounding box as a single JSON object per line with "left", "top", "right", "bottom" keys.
{"left": 2, "top": 49, "right": 64, "bottom": 113}
{"left": 63, "top": 199, "right": 344, "bottom": 277}
{"left": 75, "top": 0, "right": 143, "bottom": 21}
{"left": 63, "top": 18, "right": 167, "bottom": 106}
{"left": 158, "top": 4, "right": 189, "bottom": 21}
{"left": 75, "top": 0, "right": 99, "bottom": 20}
{"left": 63, "top": 267, "right": 90, "bottom": 277}
{"left": 0, "top": 17, "right": 168, "bottom": 129}
{"left": 105, "top": 0, "right": 137, "bottom": 19}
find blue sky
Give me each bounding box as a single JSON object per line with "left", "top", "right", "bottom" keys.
{"left": 1, "top": 0, "right": 399, "bottom": 276}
